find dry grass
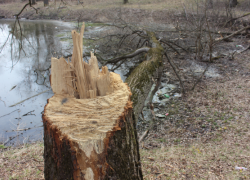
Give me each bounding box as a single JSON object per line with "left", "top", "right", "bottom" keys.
{"left": 0, "top": 1, "right": 250, "bottom": 179}
{"left": 141, "top": 133, "right": 250, "bottom": 179}
{"left": 0, "top": 77, "right": 249, "bottom": 179}
{"left": 140, "top": 72, "right": 250, "bottom": 179}
{"left": 0, "top": 142, "right": 44, "bottom": 180}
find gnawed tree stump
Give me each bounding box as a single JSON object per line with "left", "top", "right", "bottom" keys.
{"left": 43, "top": 23, "right": 143, "bottom": 180}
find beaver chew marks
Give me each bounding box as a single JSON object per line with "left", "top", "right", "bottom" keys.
{"left": 43, "top": 22, "right": 143, "bottom": 180}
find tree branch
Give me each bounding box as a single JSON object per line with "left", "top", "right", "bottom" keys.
{"left": 215, "top": 26, "right": 250, "bottom": 42}
{"left": 165, "top": 52, "right": 185, "bottom": 94}
{"left": 223, "top": 12, "right": 250, "bottom": 27}
{"left": 103, "top": 47, "right": 150, "bottom": 65}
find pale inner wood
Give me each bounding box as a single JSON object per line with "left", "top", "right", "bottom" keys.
{"left": 51, "top": 23, "right": 113, "bottom": 99}
{"left": 47, "top": 22, "right": 130, "bottom": 157}
{"left": 45, "top": 72, "right": 130, "bottom": 157}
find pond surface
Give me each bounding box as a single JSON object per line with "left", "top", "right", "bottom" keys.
{"left": 0, "top": 20, "right": 77, "bottom": 146}
{"left": 0, "top": 20, "right": 130, "bottom": 146}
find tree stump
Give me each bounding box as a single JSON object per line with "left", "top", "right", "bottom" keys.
{"left": 43, "top": 23, "right": 143, "bottom": 180}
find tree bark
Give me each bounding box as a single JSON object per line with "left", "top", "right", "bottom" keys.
{"left": 44, "top": 0, "right": 49, "bottom": 6}
{"left": 43, "top": 92, "right": 142, "bottom": 179}
{"left": 230, "top": 0, "right": 237, "bottom": 7}
{"left": 31, "top": 0, "right": 36, "bottom": 5}
{"left": 43, "top": 23, "right": 143, "bottom": 180}
{"left": 125, "top": 31, "right": 164, "bottom": 122}
{"left": 207, "top": 0, "right": 213, "bottom": 8}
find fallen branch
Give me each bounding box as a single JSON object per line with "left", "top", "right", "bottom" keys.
{"left": 223, "top": 12, "right": 250, "bottom": 27}
{"left": 22, "top": 110, "right": 35, "bottom": 116}
{"left": 161, "top": 39, "right": 188, "bottom": 53}
{"left": 0, "top": 98, "right": 6, "bottom": 107}
{"left": 237, "top": 45, "right": 250, "bottom": 54}
{"left": 192, "top": 64, "right": 209, "bottom": 90}
{"left": 9, "top": 89, "right": 51, "bottom": 107}
{"left": 147, "top": 71, "right": 163, "bottom": 105}
{"left": 0, "top": 109, "right": 20, "bottom": 119}
{"left": 165, "top": 53, "right": 185, "bottom": 94}
{"left": 103, "top": 47, "right": 150, "bottom": 65}
{"left": 3, "top": 134, "right": 20, "bottom": 146}
{"left": 7, "top": 125, "right": 43, "bottom": 132}
{"left": 64, "top": 47, "right": 150, "bottom": 67}
{"left": 139, "top": 69, "right": 163, "bottom": 143}
{"left": 159, "top": 39, "right": 180, "bottom": 55}
{"left": 139, "top": 130, "right": 149, "bottom": 143}
{"left": 125, "top": 31, "right": 164, "bottom": 122}
{"left": 215, "top": 26, "right": 250, "bottom": 42}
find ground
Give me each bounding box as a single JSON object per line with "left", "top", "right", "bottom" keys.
{"left": 0, "top": 0, "right": 250, "bottom": 179}
{"left": 139, "top": 38, "right": 250, "bottom": 179}
{"left": 1, "top": 45, "right": 249, "bottom": 180}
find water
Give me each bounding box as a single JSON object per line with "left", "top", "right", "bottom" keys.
{"left": 0, "top": 20, "right": 76, "bottom": 146}
{"left": 0, "top": 20, "right": 132, "bottom": 146}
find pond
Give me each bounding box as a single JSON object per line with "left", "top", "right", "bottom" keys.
{"left": 0, "top": 20, "right": 79, "bottom": 146}
{"left": 0, "top": 20, "right": 131, "bottom": 146}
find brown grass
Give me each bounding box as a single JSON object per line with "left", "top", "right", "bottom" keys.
{"left": 1, "top": 76, "right": 249, "bottom": 180}
{"left": 0, "top": 0, "right": 250, "bottom": 179}
{"left": 140, "top": 45, "right": 250, "bottom": 179}
{"left": 0, "top": 142, "right": 44, "bottom": 180}
{"left": 141, "top": 76, "right": 250, "bottom": 179}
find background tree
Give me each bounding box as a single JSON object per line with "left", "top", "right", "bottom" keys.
{"left": 230, "top": 0, "right": 238, "bottom": 7}
{"left": 44, "top": 0, "right": 48, "bottom": 6}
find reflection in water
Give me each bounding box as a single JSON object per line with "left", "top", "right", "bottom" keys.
{"left": 0, "top": 20, "right": 134, "bottom": 146}
{"left": 0, "top": 20, "right": 75, "bottom": 146}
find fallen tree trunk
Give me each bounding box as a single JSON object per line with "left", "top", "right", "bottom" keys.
{"left": 125, "top": 31, "right": 164, "bottom": 122}
{"left": 43, "top": 23, "right": 142, "bottom": 179}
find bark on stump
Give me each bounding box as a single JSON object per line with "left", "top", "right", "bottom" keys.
{"left": 43, "top": 23, "right": 143, "bottom": 180}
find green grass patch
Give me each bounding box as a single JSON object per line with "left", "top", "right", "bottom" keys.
{"left": 0, "top": 144, "right": 6, "bottom": 149}
{"left": 55, "top": 33, "right": 65, "bottom": 37}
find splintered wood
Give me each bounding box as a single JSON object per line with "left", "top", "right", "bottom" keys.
{"left": 43, "top": 22, "right": 143, "bottom": 180}
{"left": 51, "top": 23, "right": 113, "bottom": 99}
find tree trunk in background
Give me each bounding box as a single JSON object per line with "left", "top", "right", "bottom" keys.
{"left": 44, "top": 0, "right": 49, "bottom": 6}
{"left": 31, "top": 0, "right": 36, "bottom": 5}
{"left": 43, "top": 23, "right": 143, "bottom": 180}
{"left": 207, "top": 0, "right": 213, "bottom": 8}
{"left": 230, "top": 0, "right": 237, "bottom": 7}
{"left": 124, "top": 0, "right": 128, "bottom": 4}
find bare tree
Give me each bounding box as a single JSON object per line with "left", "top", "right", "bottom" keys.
{"left": 229, "top": 0, "right": 238, "bottom": 7}
{"left": 207, "top": 0, "right": 213, "bottom": 8}
{"left": 31, "top": 0, "right": 36, "bottom": 5}
{"left": 44, "top": 0, "right": 49, "bottom": 6}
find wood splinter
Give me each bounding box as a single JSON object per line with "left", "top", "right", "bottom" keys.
{"left": 43, "top": 22, "right": 143, "bottom": 180}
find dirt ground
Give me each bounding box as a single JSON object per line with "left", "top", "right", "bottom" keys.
{"left": 0, "top": 0, "right": 250, "bottom": 179}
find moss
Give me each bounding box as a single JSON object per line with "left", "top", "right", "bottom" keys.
{"left": 0, "top": 144, "right": 6, "bottom": 149}
{"left": 56, "top": 33, "right": 64, "bottom": 37}
{"left": 125, "top": 32, "right": 164, "bottom": 108}
{"left": 60, "top": 38, "right": 72, "bottom": 42}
